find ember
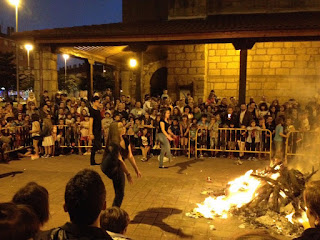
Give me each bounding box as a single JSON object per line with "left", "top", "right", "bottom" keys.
{"left": 187, "top": 164, "right": 317, "bottom": 237}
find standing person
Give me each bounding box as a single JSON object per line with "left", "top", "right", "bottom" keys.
{"left": 101, "top": 122, "right": 141, "bottom": 207}
{"left": 41, "top": 114, "right": 54, "bottom": 158}
{"left": 158, "top": 108, "right": 174, "bottom": 168}
{"left": 89, "top": 96, "right": 102, "bottom": 166}
{"left": 30, "top": 114, "right": 41, "bottom": 160}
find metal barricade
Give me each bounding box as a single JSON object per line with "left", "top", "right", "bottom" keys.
{"left": 1, "top": 125, "right": 32, "bottom": 153}
{"left": 285, "top": 131, "right": 320, "bottom": 162}
{"left": 195, "top": 128, "right": 273, "bottom": 160}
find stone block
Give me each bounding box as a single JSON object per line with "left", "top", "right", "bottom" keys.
{"left": 210, "top": 44, "right": 218, "bottom": 49}
{"left": 311, "top": 41, "right": 320, "bottom": 47}
{"left": 185, "top": 45, "right": 195, "bottom": 52}
{"left": 208, "top": 63, "right": 217, "bottom": 69}
{"left": 217, "top": 63, "right": 227, "bottom": 68}
{"left": 290, "top": 69, "right": 305, "bottom": 75}
{"left": 227, "top": 83, "right": 238, "bottom": 89}
{"left": 168, "top": 53, "right": 176, "bottom": 60}
{"left": 263, "top": 82, "right": 277, "bottom": 89}
{"left": 264, "top": 42, "right": 274, "bottom": 48}
{"left": 208, "top": 50, "right": 216, "bottom": 56}
{"left": 270, "top": 61, "right": 281, "bottom": 68}
{"left": 175, "top": 68, "right": 188, "bottom": 74}
{"left": 208, "top": 69, "right": 221, "bottom": 75}
{"left": 249, "top": 83, "right": 261, "bottom": 89}
{"left": 285, "top": 55, "right": 297, "bottom": 61}
{"left": 271, "top": 55, "right": 285, "bottom": 61}
{"left": 253, "top": 55, "right": 271, "bottom": 61}
{"left": 186, "top": 53, "right": 196, "bottom": 60}
{"left": 208, "top": 56, "right": 220, "bottom": 62}
{"left": 197, "top": 53, "right": 205, "bottom": 60}
{"left": 276, "top": 68, "right": 290, "bottom": 75}
{"left": 307, "top": 48, "right": 319, "bottom": 54}
{"left": 227, "top": 50, "right": 236, "bottom": 56}
{"left": 296, "top": 55, "right": 311, "bottom": 61}
{"left": 214, "top": 83, "right": 226, "bottom": 90}
{"left": 191, "top": 60, "right": 205, "bottom": 67}
{"left": 195, "top": 45, "right": 205, "bottom": 52}
{"left": 282, "top": 48, "right": 295, "bottom": 54}
{"left": 305, "top": 69, "right": 317, "bottom": 75}
{"left": 267, "top": 48, "right": 282, "bottom": 55}
{"left": 250, "top": 62, "right": 264, "bottom": 68}
{"left": 263, "top": 62, "right": 270, "bottom": 68}
{"left": 295, "top": 61, "right": 308, "bottom": 68}
{"left": 176, "top": 53, "right": 186, "bottom": 60}
{"left": 167, "top": 61, "right": 184, "bottom": 68}
{"left": 217, "top": 44, "right": 225, "bottom": 49}
{"left": 274, "top": 42, "right": 284, "bottom": 47}
{"left": 256, "top": 49, "right": 267, "bottom": 55}
{"left": 281, "top": 61, "right": 295, "bottom": 68}
{"left": 216, "top": 50, "right": 227, "bottom": 56}
{"left": 247, "top": 69, "right": 262, "bottom": 75}
{"left": 284, "top": 42, "right": 293, "bottom": 47}
{"left": 188, "top": 68, "right": 197, "bottom": 74}
{"left": 221, "top": 69, "right": 238, "bottom": 75}
{"left": 184, "top": 61, "right": 191, "bottom": 68}
{"left": 197, "top": 68, "right": 205, "bottom": 74}
{"left": 227, "top": 62, "right": 239, "bottom": 69}
{"left": 295, "top": 48, "right": 306, "bottom": 54}
{"left": 220, "top": 56, "right": 233, "bottom": 62}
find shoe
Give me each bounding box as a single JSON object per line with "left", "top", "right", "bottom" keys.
{"left": 41, "top": 155, "right": 47, "bottom": 158}
{"left": 248, "top": 157, "right": 252, "bottom": 161}
{"left": 90, "top": 162, "right": 100, "bottom": 166}
{"left": 199, "top": 154, "right": 204, "bottom": 158}
{"left": 252, "top": 157, "right": 258, "bottom": 161}
{"left": 159, "top": 166, "right": 168, "bottom": 169}
{"left": 141, "top": 158, "right": 147, "bottom": 162}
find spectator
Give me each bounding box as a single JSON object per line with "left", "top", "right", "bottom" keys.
{"left": 100, "top": 207, "right": 131, "bottom": 240}
{"left": 238, "top": 104, "right": 252, "bottom": 127}
{"left": 130, "top": 102, "right": 145, "bottom": 118}
{"left": 12, "top": 182, "right": 49, "bottom": 227}
{"left": 36, "top": 169, "right": 112, "bottom": 240}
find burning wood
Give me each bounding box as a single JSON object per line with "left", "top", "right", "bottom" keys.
{"left": 187, "top": 164, "right": 318, "bottom": 237}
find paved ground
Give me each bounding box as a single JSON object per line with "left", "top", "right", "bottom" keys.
{"left": 0, "top": 154, "right": 294, "bottom": 240}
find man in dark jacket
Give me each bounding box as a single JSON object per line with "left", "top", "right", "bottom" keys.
{"left": 36, "top": 169, "right": 112, "bottom": 240}
{"left": 238, "top": 104, "right": 252, "bottom": 127}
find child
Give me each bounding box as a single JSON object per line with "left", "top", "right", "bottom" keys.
{"left": 133, "top": 118, "right": 142, "bottom": 148}
{"left": 246, "top": 120, "right": 261, "bottom": 160}
{"left": 198, "top": 115, "right": 208, "bottom": 158}
{"left": 237, "top": 125, "right": 247, "bottom": 159}
{"left": 208, "top": 116, "right": 219, "bottom": 157}
{"left": 30, "top": 114, "right": 41, "bottom": 160}
{"left": 273, "top": 117, "right": 286, "bottom": 162}
{"left": 41, "top": 114, "right": 54, "bottom": 158}
{"left": 170, "top": 118, "right": 181, "bottom": 156}
{"left": 258, "top": 117, "right": 267, "bottom": 158}
{"left": 102, "top": 112, "right": 113, "bottom": 145}
{"left": 65, "top": 113, "right": 75, "bottom": 146}
{"left": 227, "top": 123, "right": 236, "bottom": 158}
{"left": 180, "top": 115, "right": 190, "bottom": 156}
{"left": 56, "top": 119, "right": 65, "bottom": 156}
{"left": 189, "top": 122, "right": 198, "bottom": 157}
{"left": 140, "top": 128, "right": 150, "bottom": 162}
{"left": 80, "top": 114, "right": 91, "bottom": 155}
{"left": 126, "top": 116, "right": 135, "bottom": 145}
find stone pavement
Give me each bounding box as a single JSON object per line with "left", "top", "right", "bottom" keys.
{"left": 0, "top": 154, "right": 291, "bottom": 240}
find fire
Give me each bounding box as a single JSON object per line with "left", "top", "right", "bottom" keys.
{"left": 194, "top": 170, "right": 261, "bottom": 219}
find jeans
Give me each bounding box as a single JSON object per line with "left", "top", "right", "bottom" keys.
{"left": 90, "top": 133, "right": 102, "bottom": 164}
{"left": 157, "top": 133, "right": 172, "bottom": 167}
{"left": 101, "top": 156, "right": 125, "bottom": 207}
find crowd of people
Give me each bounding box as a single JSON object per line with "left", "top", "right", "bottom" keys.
{"left": 1, "top": 169, "right": 320, "bottom": 240}
{"left": 0, "top": 88, "right": 319, "bottom": 164}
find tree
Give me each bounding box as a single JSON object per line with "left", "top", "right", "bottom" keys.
{"left": 0, "top": 52, "right": 16, "bottom": 97}
{"left": 58, "top": 73, "right": 81, "bottom": 93}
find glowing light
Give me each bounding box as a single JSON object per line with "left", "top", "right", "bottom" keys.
{"left": 129, "top": 58, "right": 137, "bottom": 68}
{"left": 8, "top": 0, "right": 20, "bottom": 6}
{"left": 24, "top": 44, "right": 33, "bottom": 51}
{"left": 286, "top": 212, "right": 294, "bottom": 224}
{"left": 62, "top": 54, "right": 70, "bottom": 61}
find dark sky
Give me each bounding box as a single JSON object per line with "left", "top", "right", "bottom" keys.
{"left": 0, "top": 0, "right": 122, "bottom": 68}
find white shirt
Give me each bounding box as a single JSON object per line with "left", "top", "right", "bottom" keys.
{"left": 239, "top": 110, "right": 246, "bottom": 125}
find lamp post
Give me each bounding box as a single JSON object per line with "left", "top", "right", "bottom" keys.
{"left": 24, "top": 44, "right": 33, "bottom": 89}
{"left": 8, "top": 0, "right": 20, "bottom": 102}
{"left": 62, "top": 54, "right": 70, "bottom": 84}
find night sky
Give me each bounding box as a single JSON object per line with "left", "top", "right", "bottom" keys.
{"left": 0, "top": 0, "right": 122, "bottom": 67}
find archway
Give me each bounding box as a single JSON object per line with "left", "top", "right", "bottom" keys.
{"left": 150, "top": 67, "right": 167, "bottom": 97}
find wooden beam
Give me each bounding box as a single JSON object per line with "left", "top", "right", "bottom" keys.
{"left": 238, "top": 49, "right": 248, "bottom": 105}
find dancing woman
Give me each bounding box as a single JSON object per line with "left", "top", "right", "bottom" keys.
{"left": 101, "top": 122, "right": 141, "bottom": 207}
{"left": 158, "top": 108, "right": 175, "bottom": 168}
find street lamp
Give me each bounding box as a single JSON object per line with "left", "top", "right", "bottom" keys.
{"left": 129, "top": 58, "right": 137, "bottom": 68}
{"left": 63, "top": 54, "right": 70, "bottom": 83}
{"left": 24, "top": 44, "right": 33, "bottom": 68}
{"left": 8, "top": 0, "right": 20, "bottom": 32}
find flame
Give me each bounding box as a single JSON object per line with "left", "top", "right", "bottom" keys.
{"left": 194, "top": 170, "right": 261, "bottom": 219}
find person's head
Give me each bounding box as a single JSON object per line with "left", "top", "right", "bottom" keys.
{"left": 43, "top": 90, "right": 48, "bottom": 96}
{"left": 259, "top": 117, "right": 265, "bottom": 125}
{"left": 182, "top": 114, "right": 188, "bottom": 122}
{"left": 304, "top": 180, "right": 320, "bottom": 228}
{"left": 17, "top": 114, "right": 23, "bottom": 121}
{"left": 0, "top": 202, "right": 40, "bottom": 240}
{"left": 173, "top": 107, "right": 180, "bottom": 116}
{"left": 240, "top": 104, "right": 247, "bottom": 111}
{"left": 31, "top": 114, "right": 39, "bottom": 122}
{"left": 240, "top": 124, "right": 246, "bottom": 129}
{"left": 91, "top": 96, "right": 100, "bottom": 108}
{"left": 12, "top": 182, "right": 49, "bottom": 226}
{"left": 259, "top": 103, "right": 267, "bottom": 111}
{"left": 227, "top": 107, "right": 233, "bottom": 114}
{"left": 192, "top": 118, "right": 197, "bottom": 124}
{"left": 286, "top": 117, "right": 292, "bottom": 125}
{"left": 280, "top": 105, "right": 286, "bottom": 112}
{"left": 100, "top": 207, "right": 130, "bottom": 235}
{"left": 59, "top": 119, "right": 64, "bottom": 125}
{"left": 184, "top": 106, "right": 191, "bottom": 114}
{"left": 270, "top": 105, "right": 276, "bottom": 113}
{"left": 114, "top": 114, "right": 121, "bottom": 122}
{"left": 59, "top": 108, "right": 64, "bottom": 115}
{"left": 201, "top": 114, "right": 207, "bottom": 122}
{"left": 64, "top": 169, "right": 106, "bottom": 226}
{"left": 210, "top": 116, "right": 216, "bottom": 123}
{"left": 249, "top": 102, "right": 256, "bottom": 110}
{"left": 80, "top": 100, "right": 86, "bottom": 107}
{"left": 173, "top": 119, "right": 179, "bottom": 126}
{"left": 135, "top": 102, "right": 141, "bottom": 109}
{"left": 194, "top": 106, "right": 200, "bottom": 113}
{"left": 142, "top": 127, "right": 148, "bottom": 136}
{"left": 250, "top": 120, "right": 256, "bottom": 127}
{"left": 163, "top": 89, "right": 168, "bottom": 95}
{"left": 266, "top": 115, "right": 273, "bottom": 124}
{"left": 275, "top": 117, "right": 283, "bottom": 126}
{"left": 43, "top": 104, "right": 48, "bottom": 111}
{"left": 160, "top": 108, "right": 170, "bottom": 120}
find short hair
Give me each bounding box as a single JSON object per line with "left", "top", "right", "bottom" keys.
{"left": 64, "top": 169, "right": 106, "bottom": 225}
{"left": 304, "top": 181, "right": 320, "bottom": 223}
{"left": 91, "top": 96, "right": 100, "bottom": 103}
{"left": 12, "top": 182, "right": 49, "bottom": 225}
{"left": 31, "top": 114, "right": 39, "bottom": 122}
{"left": 0, "top": 202, "right": 40, "bottom": 240}
{"left": 100, "top": 207, "right": 130, "bottom": 234}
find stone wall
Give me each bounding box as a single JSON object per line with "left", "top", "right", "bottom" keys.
{"left": 167, "top": 41, "right": 320, "bottom": 104}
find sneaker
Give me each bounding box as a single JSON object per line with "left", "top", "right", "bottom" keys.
{"left": 252, "top": 157, "right": 258, "bottom": 161}
{"left": 236, "top": 160, "right": 243, "bottom": 165}
{"left": 41, "top": 155, "right": 47, "bottom": 158}
{"left": 199, "top": 154, "right": 204, "bottom": 158}
{"left": 248, "top": 157, "right": 252, "bottom": 161}
{"left": 141, "top": 158, "right": 147, "bottom": 162}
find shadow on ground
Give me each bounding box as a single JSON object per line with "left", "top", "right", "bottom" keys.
{"left": 131, "top": 208, "right": 193, "bottom": 238}
{"left": 169, "top": 158, "right": 204, "bottom": 174}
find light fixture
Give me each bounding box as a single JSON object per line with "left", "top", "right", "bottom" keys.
{"left": 63, "top": 54, "right": 70, "bottom": 60}
{"left": 129, "top": 58, "right": 137, "bottom": 68}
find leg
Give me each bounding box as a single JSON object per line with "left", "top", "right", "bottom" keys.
{"left": 90, "top": 139, "right": 97, "bottom": 165}
{"left": 112, "top": 168, "right": 126, "bottom": 207}
{"left": 33, "top": 139, "right": 39, "bottom": 156}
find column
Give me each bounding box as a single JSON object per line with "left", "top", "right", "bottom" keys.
{"left": 238, "top": 49, "right": 248, "bottom": 105}
{"left": 88, "top": 59, "right": 95, "bottom": 100}
{"left": 135, "top": 52, "right": 143, "bottom": 102}
{"left": 114, "top": 66, "right": 120, "bottom": 99}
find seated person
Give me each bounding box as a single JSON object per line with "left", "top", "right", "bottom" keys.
{"left": 294, "top": 180, "right": 320, "bottom": 240}
{"left": 12, "top": 182, "right": 49, "bottom": 227}
{"left": 0, "top": 202, "right": 40, "bottom": 240}
{"left": 100, "top": 207, "right": 131, "bottom": 240}
{"left": 36, "top": 169, "right": 112, "bottom": 240}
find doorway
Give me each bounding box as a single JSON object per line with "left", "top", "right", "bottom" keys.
{"left": 150, "top": 67, "right": 167, "bottom": 97}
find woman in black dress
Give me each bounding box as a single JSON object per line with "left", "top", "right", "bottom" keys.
{"left": 101, "top": 122, "right": 141, "bottom": 207}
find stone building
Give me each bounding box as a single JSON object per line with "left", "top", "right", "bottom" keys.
{"left": 13, "top": 0, "right": 320, "bottom": 104}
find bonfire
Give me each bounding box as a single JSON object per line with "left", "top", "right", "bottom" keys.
{"left": 187, "top": 163, "right": 317, "bottom": 237}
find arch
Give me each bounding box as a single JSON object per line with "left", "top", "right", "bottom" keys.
{"left": 150, "top": 67, "right": 168, "bottom": 97}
